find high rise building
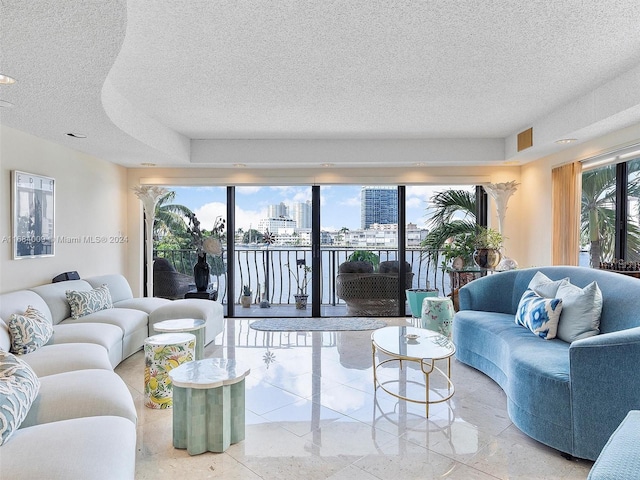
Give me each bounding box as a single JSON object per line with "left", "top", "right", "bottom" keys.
{"left": 268, "top": 202, "right": 289, "bottom": 219}
{"left": 361, "top": 186, "right": 398, "bottom": 229}
{"left": 292, "top": 200, "right": 312, "bottom": 229}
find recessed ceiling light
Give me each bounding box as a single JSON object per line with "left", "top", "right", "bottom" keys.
{"left": 66, "top": 133, "right": 87, "bottom": 138}
{"left": 140, "top": 162, "right": 156, "bottom": 167}
{"left": 414, "top": 162, "right": 428, "bottom": 167}
{"left": 0, "top": 74, "right": 16, "bottom": 85}
{"left": 555, "top": 138, "right": 577, "bottom": 144}
{"left": 233, "top": 163, "right": 247, "bottom": 168}
{"left": 321, "top": 163, "right": 334, "bottom": 167}
{"left": 0, "top": 100, "right": 14, "bottom": 108}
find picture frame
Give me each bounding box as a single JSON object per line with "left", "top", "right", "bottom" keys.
{"left": 12, "top": 170, "right": 55, "bottom": 259}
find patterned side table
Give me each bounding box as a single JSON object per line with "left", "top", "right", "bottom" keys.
{"left": 154, "top": 318, "right": 206, "bottom": 360}
{"left": 421, "top": 297, "right": 455, "bottom": 339}
{"left": 169, "top": 358, "right": 251, "bottom": 454}
{"left": 144, "top": 333, "right": 195, "bottom": 409}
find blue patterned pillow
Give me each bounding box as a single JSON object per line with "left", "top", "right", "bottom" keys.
{"left": 8, "top": 305, "right": 54, "bottom": 354}
{"left": 0, "top": 350, "right": 40, "bottom": 445}
{"left": 66, "top": 284, "right": 113, "bottom": 319}
{"left": 515, "top": 289, "right": 563, "bottom": 339}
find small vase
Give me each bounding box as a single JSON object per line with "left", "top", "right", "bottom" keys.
{"left": 473, "top": 248, "right": 501, "bottom": 269}
{"left": 240, "top": 295, "right": 251, "bottom": 308}
{"left": 294, "top": 294, "right": 308, "bottom": 309}
{"left": 193, "top": 253, "right": 210, "bottom": 292}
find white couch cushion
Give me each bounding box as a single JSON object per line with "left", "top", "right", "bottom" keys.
{"left": 85, "top": 274, "right": 134, "bottom": 303}
{"left": 51, "top": 323, "right": 123, "bottom": 368}
{"left": 20, "top": 343, "right": 112, "bottom": 377}
{"left": 21, "top": 369, "right": 137, "bottom": 427}
{"left": 30, "top": 280, "right": 93, "bottom": 324}
{"left": 0, "top": 416, "right": 136, "bottom": 480}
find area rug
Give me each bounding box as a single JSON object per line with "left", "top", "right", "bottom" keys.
{"left": 249, "top": 317, "right": 387, "bottom": 332}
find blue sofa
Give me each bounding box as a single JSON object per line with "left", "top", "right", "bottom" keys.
{"left": 453, "top": 266, "right": 640, "bottom": 461}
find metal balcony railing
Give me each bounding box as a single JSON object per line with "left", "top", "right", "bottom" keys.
{"left": 154, "top": 246, "right": 446, "bottom": 306}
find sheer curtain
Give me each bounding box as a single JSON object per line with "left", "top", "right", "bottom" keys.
{"left": 551, "top": 162, "right": 582, "bottom": 265}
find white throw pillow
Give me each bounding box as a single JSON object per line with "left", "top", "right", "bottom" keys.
{"left": 555, "top": 281, "right": 603, "bottom": 343}
{"left": 528, "top": 271, "right": 569, "bottom": 298}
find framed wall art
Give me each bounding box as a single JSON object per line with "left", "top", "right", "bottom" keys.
{"left": 12, "top": 170, "right": 55, "bottom": 259}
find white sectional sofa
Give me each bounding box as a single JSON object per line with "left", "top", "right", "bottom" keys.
{"left": 0, "top": 274, "right": 224, "bottom": 479}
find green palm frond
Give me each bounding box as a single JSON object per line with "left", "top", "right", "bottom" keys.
{"left": 428, "top": 190, "right": 476, "bottom": 229}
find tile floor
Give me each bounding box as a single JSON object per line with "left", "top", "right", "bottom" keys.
{"left": 115, "top": 318, "right": 594, "bottom": 479}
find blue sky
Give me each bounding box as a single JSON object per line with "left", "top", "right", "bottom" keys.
{"left": 167, "top": 185, "right": 472, "bottom": 232}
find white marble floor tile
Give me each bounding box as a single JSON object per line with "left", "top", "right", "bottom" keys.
{"left": 116, "top": 318, "right": 591, "bottom": 480}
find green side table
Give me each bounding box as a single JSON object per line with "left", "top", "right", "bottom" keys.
{"left": 169, "top": 358, "right": 251, "bottom": 454}
{"left": 421, "top": 297, "right": 455, "bottom": 339}
{"left": 154, "top": 318, "right": 206, "bottom": 360}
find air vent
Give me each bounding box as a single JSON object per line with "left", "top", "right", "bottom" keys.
{"left": 517, "top": 128, "right": 533, "bottom": 151}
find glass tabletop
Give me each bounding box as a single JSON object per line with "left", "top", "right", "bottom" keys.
{"left": 371, "top": 326, "right": 455, "bottom": 360}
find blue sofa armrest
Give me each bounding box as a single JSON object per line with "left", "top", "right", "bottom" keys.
{"left": 458, "top": 270, "right": 519, "bottom": 314}
{"left": 570, "top": 326, "right": 640, "bottom": 460}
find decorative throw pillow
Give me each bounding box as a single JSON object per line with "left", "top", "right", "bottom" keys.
{"left": 65, "top": 284, "right": 113, "bottom": 319}
{"left": 555, "top": 281, "right": 603, "bottom": 343}
{"left": 8, "top": 305, "right": 54, "bottom": 354}
{"left": 515, "top": 289, "right": 563, "bottom": 339}
{"left": 0, "top": 350, "right": 41, "bottom": 445}
{"left": 528, "top": 271, "right": 569, "bottom": 298}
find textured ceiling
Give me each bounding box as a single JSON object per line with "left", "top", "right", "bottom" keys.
{"left": 2, "top": 1, "right": 640, "bottom": 168}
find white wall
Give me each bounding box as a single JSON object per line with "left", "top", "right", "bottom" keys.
{"left": 0, "top": 125, "right": 129, "bottom": 293}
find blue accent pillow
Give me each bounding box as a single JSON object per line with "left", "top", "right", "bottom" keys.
{"left": 515, "top": 289, "right": 563, "bottom": 339}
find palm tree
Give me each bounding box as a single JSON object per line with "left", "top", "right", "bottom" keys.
{"left": 153, "top": 191, "right": 193, "bottom": 245}
{"left": 581, "top": 162, "right": 640, "bottom": 266}
{"left": 421, "top": 189, "right": 477, "bottom": 289}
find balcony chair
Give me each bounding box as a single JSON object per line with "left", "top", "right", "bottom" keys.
{"left": 336, "top": 260, "right": 413, "bottom": 316}
{"left": 153, "top": 257, "right": 194, "bottom": 300}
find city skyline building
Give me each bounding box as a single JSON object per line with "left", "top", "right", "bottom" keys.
{"left": 292, "top": 201, "right": 312, "bottom": 229}
{"left": 361, "top": 186, "right": 398, "bottom": 229}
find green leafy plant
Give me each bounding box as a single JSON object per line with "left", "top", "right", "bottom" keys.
{"left": 441, "top": 232, "right": 476, "bottom": 268}
{"left": 242, "top": 285, "right": 251, "bottom": 296}
{"left": 473, "top": 226, "right": 504, "bottom": 250}
{"left": 347, "top": 250, "right": 380, "bottom": 269}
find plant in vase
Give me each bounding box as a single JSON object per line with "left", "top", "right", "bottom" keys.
{"left": 287, "top": 259, "right": 312, "bottom": 309}
{"left": 473, "top": 226, "right": 504, "bottom": 269}
{"left": 187, "top": 213, "right": 225, "bottom": 292}
{"left": 240, "top": 284, "right": 252, "bottom": 308}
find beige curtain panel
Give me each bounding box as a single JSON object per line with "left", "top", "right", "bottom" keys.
{"left": 551, "top": 162, "right": 582, "bottom": 265}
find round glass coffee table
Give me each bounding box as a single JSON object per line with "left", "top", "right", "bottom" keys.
{"left": 371, "top": 326, "right": 455, "bottom": 417}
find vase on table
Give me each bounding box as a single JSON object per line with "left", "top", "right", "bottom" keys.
{"left": 193, "top": 253, "right": 210, "bottom": 292}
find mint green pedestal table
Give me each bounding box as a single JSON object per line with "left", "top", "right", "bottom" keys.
{"left": 169, "top": 358, "right": 251, "bottom": 455}
{"left": 154, "top": 318, "right": 206, "bottom": 360}
{"left": 421, "top": 297, "right": 455, "bottom": 339}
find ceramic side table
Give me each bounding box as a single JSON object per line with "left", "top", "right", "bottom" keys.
{"left": 144, "top": 333, "right": 196, "bottom": 409}
{"left": 421, "top": 297, "right": 455, "bottom": 339}
{"left": 169, "top": 358, "right": 251, "bottom": 454}
{"left": 154, "top": 318, "right": 206, "bottom": 360}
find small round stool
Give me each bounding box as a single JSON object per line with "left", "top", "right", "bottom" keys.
{"left": 144, "top": 332, "right": 196, "bottom": 409}
{"left": 154, "top": 318, "right": 206, "bottom": 360}
{"left": 421, "top": 297, "right": 455, "bottom": 339}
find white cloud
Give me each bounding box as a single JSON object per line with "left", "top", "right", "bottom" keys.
{"left": 236, "top": 186, "right": 262, "bottom": 195}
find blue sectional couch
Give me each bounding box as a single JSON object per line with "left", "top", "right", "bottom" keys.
{"left": 453, "top": 266, "right": 640, "bottom": 461}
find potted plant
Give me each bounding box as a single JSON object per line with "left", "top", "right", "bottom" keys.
{"left": 347, "top": 250, "right": 380, "bottom": 271}
{"left": 288, "top": 259, "right": 311, "bottom": 309}
{"left": 473, "top": 226, "right": 504, "bottom": 269}
{"left": 240, "top": 285, "right": 252, "bottom": 308}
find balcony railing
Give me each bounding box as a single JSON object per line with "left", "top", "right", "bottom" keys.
{"left": 154, "top": 246, "right": 448, "bottom": 306}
